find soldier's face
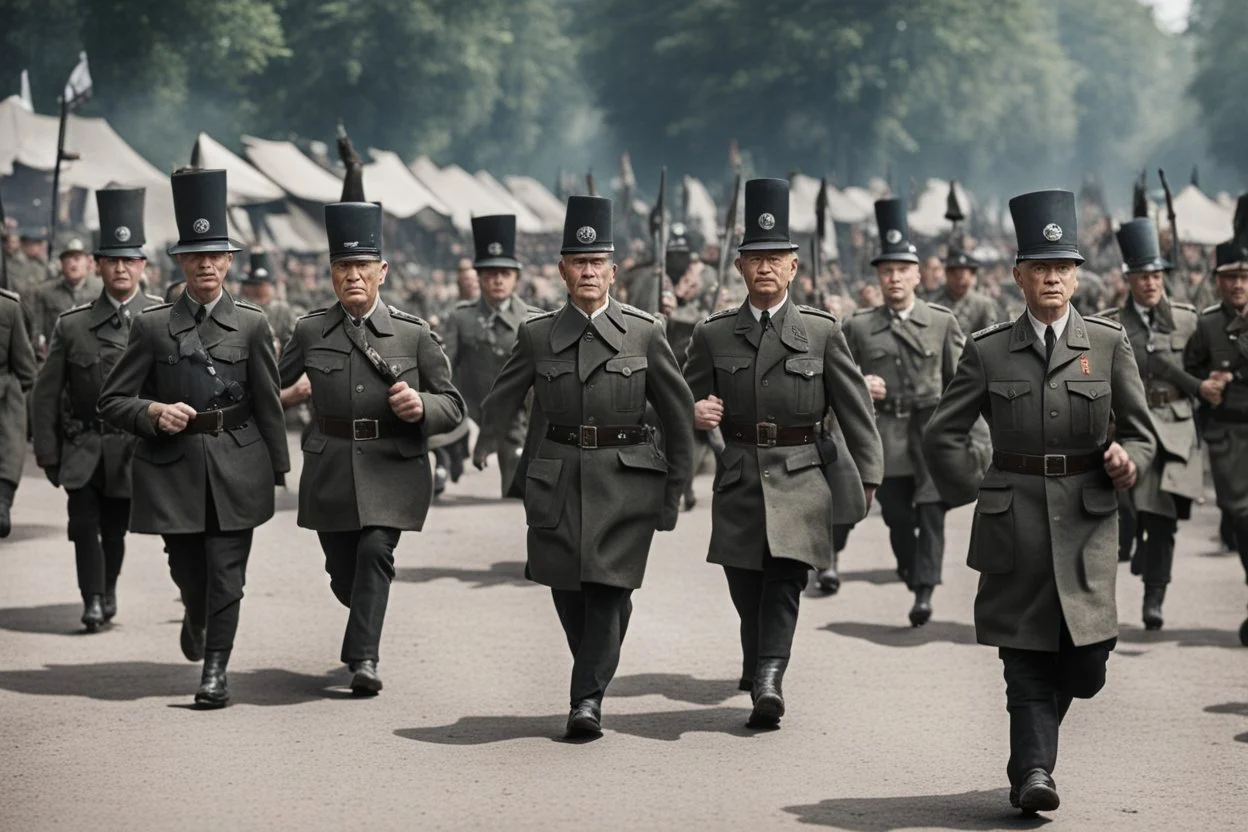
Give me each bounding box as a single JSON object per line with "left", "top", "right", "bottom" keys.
{"left": 332, "top": 258, "right": 388, "bottom": 311}
{"left": 921, "top": 257, "right": 944, "bottom": 288}
{"left": 559, "top": 254, "right": 616, "bottom": 309}
{"left": 480, "top": 267, "right": 518, "bottom": 304}
{"left": 875, "top": 261, "right": 919, "bottom": 307}
{"left": 21, "top": 240, "right": 47, "bottom": 260}
{"left": 945, "top": 266, "right": 977, "bottom": 298}
{"left": 242, "top": 281, "right": 274, "bottom": 305}
{"left": 736, "top": 251, "right": 796, "bottom": 305}
{"left": 2, "top": 233, "right": 17, "bottom": 255}
{"left": 1126, "top": 270, "right": 1165, "bottom": 308}
{"left": 96, "top": 256, "right": 144, "bottom": 299}
{"left": 1217, "top": 270, "right": 1248, "bottom": 310}
{"left": 177, "top": 251, "right": 233, "bottom": 302}
{"left": 1013, "top": 260, "right": 1078, "bottom": 315}
{"left": 60, "top": 251, "right": 92, "bottom": 281}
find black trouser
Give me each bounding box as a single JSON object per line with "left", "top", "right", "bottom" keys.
{"left": 317, "top": 527, "right": 400, "bottom": 663}
{"left": 1118, "top": 504, "right": 1140, "bottom": 562}
{"left": 999, "top": 624, "right": 1114, "bottom": 786}
{"left": 1235, "top": 517, "right": 1248, "bottom": 583}
{"left": 162, "top": 491, "right": 253, "bottom": 653}
{"left": 65, "top": 465, "right": 129, "bottom": 596}
{"left": 875, "top": 476, "right": 946, "bottom": 588}
{"left": 832, "top": 523, "right": 852, "bottom": 554}
{"left": 724, "top": 554, "right": 807, "bottom": 681}
{"left": 550, "top": 583, "right": 633, "bottom": 706}
{"left": 1136, "top": 511, "right": 1177, "bottom": 586}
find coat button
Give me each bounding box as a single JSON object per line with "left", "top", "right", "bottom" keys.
{"left": 805, "top": 370, "right": 813, "bottom": 377}
{"left": 586, "top": 416, "right": 596, "bottom": 424}
{"left": 1049, "top": 410, "right": 1058, "bottom": 418}
{"left": 1089, "top": 390, "right": 1098, "bottom": 398}
{"left": 355, "top": 447, "right": 362, "bottom": 454}
{"left": 762, "top": 470, "right": 770, "bottom": 478}
{"left": 584, "top": 331, "right": 594, "bottom": 341}
{"left": 355, "top": 384, "right": 365, "bottom": 393}
{"left": 622, "top": 367, "right": 632, "bottom": 377}
{"left": 1049, "top": 382, "right": 1057, "bottom": 389}
{"left": 168, "top": 356, "right": 176, "bottom": 364}
{"left": 762, "top": 379, "right": 769, "bottom": 386}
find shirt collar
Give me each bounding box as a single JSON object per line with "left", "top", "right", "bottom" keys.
{"left": 1026, "top": 305, "right": 1071, "bottom": 343}
{"left": 890, "top": 300, "right": 916, "bottom": 322}
{"left": 748, "top": 291, "right": 788, "bottom": 321}
{"left": 342, "top": 296, "right": 381, "bottom": 325}
{"left": 185, "top": 290, "right": 224, "bottom": 318}
{"left": 106, "top": 287, "right": 140, "bottom": 310}
{"left": 574, "top": 297, "right": 611, "bottom": 321}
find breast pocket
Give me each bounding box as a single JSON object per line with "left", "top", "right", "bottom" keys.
{"left": 713, "top": 355, "right": 753, "bottom": 408}
{"left": 605, "top": 355, "right": 647, "bottom": 412}
{"left": 784, "top": 357, "right": 823, "bottom": 415}
{"left": 535, "top": 359, "right": 576, "bottom": 414}
{"left": 387, "top": 355, "right": 420, "bottom": 388}
{"left": 68, "top": 350, "right": 101, "bottom": 387}
{"left": 863, "top": 345, "right": 898, "bottom": 376}
{"left": 987, "top": 380, "right": 1031, "bottom": 432}
{"left": 208, "top": 343, "right": 250, "bottom": 383}
{"left": 1066, "top": 379, "right": 1111, "bottom": 437}
{"left": 305, "top": 349, "right": 348, "bottom": 376}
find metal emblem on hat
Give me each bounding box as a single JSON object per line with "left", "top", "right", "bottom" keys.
{"left": 192, "top": 218, "right": 211, "bottom": 234}
{"left": 576, "top": 226, "right": 597, "bottom": 244}
{"left": 885, "top": 229, "right": 902, "bottom": 245}
{"left": 114, "top": 226, "right": 131, "bottom": 242}
{"left": 1043, "top": 223, "right": 1063, "bottom": 242}
{"left": 487, "top": 242, "right": 503, "bottom": 256}
{"left": 343, "top": 241, "right": 359, "bottom": 248}
{"left": 758, "top": 213, "right": 776, "bottom": 231}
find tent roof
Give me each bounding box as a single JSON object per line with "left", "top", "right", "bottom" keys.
{"left": 788, "top": 174, "right": 870, "bottom": 232}
{"left": 410, "top": 157, "right": 542, "bottom": 234}
{"left": 241, "top": 135, "right": 341, "bottom": 203}
{"left": 194, "top": 133, "right": 285, "bottom": 204}
{"left": 504, "top": 175, "right": 565, "bottom": 231}
{"left": 1173, "top": 185, "right": 1232, "bottom": 245}
{"left": 363, "top": 149, "right": 450, "bottom": 223}
{"left": 261, "top": 205, "right": 328, "bottom": 254}
{"left": 908, "top": 178, "right": 972, "bottom": 238}
{"left": 474, "top": 170, "right": 553, "bottom": 232}
{"left": 681, "top": 176, "right": 719, "bottom": 244}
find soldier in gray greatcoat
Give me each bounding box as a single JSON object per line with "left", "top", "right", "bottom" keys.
{"left": 477, "top": 196, "right": 695, "bottom": 739}
{"left": 924, "top": 190, "right": 1155, "bottom": 815}
{"left": 684, "top": 179, "right": 883, "bottom": 729}
{"left": 932, "top": 246, "right": 1003, "bottom": 335}
{"left": 98, "top": 169, "right": 290, "bottom": 709}
{"left": 0, "top": 285, "right": 36, "bottom": 537}
{"left": 239, "top": 249, "right": 302, "bottom": 353}
{"left": 32, "top": 188, "right": 162, "bottom": 631}
{"left": 33, "top": 238, "right": 102, "bottom": 355}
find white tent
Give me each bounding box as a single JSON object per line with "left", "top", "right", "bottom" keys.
{"left": 908, "top": 178, "right": 972, "bottom": 238}
{"left": 410, "top": 157, "right": 542, "bottom": 234}
{"left": 193, "top": 133, "right": 285, "bottom": 205}
{"left": 362, "top": 149, "right": 450, "bottom": 226}
{"left": 504, "top": 175, "right": 565, "bottom": 231}
{"left": 1173, "top": 185, "right": 1233, "bottom": 245}
{"left": 242, "top": 135, "right": 342, "bottom": 204}
{"left": 788, "top": 174, "right": 871, "bottom": 233}
{"left": 474, "top": 170, "right": 553, "bottom": 232}
{"left": 681, "top": 176, "right": 719, "bottom": 244}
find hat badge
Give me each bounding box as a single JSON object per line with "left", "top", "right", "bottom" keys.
{"left": 192, "top": 218, "right": 211, "bottom": 235}
{"left": 758, "top": 213, "right": 776, "bottom": 231}
{"left": 885, "top": 229, "right": 902, "bottom": 245}
{"left": 576, "top": 226, "right": 597, "bottom": 245}
{"left": 114, "top": 226, "right": 131, "bottom": 243}
{"left": 1043, "top": 223, "right": 1063, "bottom": 242}
{"left": 487, "top": 242, "right": 503, "bottom": 256}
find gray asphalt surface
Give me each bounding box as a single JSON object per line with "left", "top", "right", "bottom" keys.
{"left": 2, "top": 436, "right": 1246, "bottom": 831}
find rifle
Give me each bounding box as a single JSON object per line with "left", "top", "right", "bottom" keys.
{"left": 0, "top": 185, "right": 7, "bottom": 290}
{"left": 1158, "top": 169, "right": 1179, "bottom": 272}
{"left": 619, "top": 152, "right": 636, "bottom": 243}
{"left": 706, "top": 171, "right": 741, "bottom": 316}
{"left": 586, "top": 168, "right": 597, "bottom": 197}
{"left": 648, "top": 167, "right": 668, "bottom": 314}
{"left": 337, "top": 119, "right": 365, "bottom": 202}
{"left": 814, "top": 176, "right": 830, "bottom": 309}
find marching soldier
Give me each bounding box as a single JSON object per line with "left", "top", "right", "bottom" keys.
{"left": 932, "top": 245, "right": 1002, "bottom": 335}
{"left": 98, "top": 168, "right": 290, "bottom": 709}
{"left": 33, "top": 238, "right": 102, "bottom": 354}
{"left": 31, "top": 188, "right": 162, "bottom": 630}
{"left": 683, "top": 179, "right": 883, "bottom": 728}
{"left": 278, "top": 201, "right": 465, "bottom": 694}
{"left": 843, "top": 199, "right": 964, "bottom": 626}
{"left": 239, "top": 250, "right": 301, "bottom": 353}
{"left": 1100, "top": 218, "right": 1205, "bottom": 630}
{"left": 1184, "top": 225, "right": 1248, "bottom": 647}
{"left": 924, "top": 190, "right": 1154, "bottom": 814}
{"left": 440, "top": 215, "right": 541, "bottom": 496}
{"left": 476, "top": 195, "right": 695, "bottom": 739}
{"left": 0, "top": 285, "right": 36, "bottom": 537}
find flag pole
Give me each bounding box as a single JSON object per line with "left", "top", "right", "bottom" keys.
{"left": 49, "top": 94, "right": 69, "bottom": 248}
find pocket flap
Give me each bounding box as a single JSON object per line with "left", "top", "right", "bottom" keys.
{"left": 988, "top": 380, "right": 1030, "bottom": 400}
{"left": 713, "top": 355, "right": 753, "bottom": 374}
{"left": 868, "top": 347, "right": 894, "bottom": 360}
{"left": 536, "top": 360, "right": 575, "bottom": 380}
{"left": 302, "top": 435, "right": 327, "bottom": 454}
{"left": 605, "top": 355, "right": 648, "bottom": 376}
{"left": 617, "top": 444, "right": 669, "bottom": 473}
{"left": 305, "top": 351, "right": 347, "bottom": 373}
{"left": 1170, "top": 333, "right": 1188, "bottom": 350}
{"left": 714, "top": 456, "right": 744, "bottom": 491}
{"left": 133, "top": 440, "right": 185, "bottom": 465}
{"left": 783, "top": 443, "right": 823, "bottom": 472}
{"left": 68, "top": 350, "right": 99, "bottom": 367}
{"left": 784, "top": 357, "right": 822, "bottom": 378}
{"left": 386, "top": 355, "right": 420, "bottom": 378}
{"left": 1081, "top": 484, "right": 1118, "bottom": 515}
{"left": 975, "top": 487, "right": 1013, "bottom": 514}
{"left": 526, "top": 456, "right": 563, "bottom": 485}
{"left": 1066, "top": 380, "right": 1110, "bottom": 400}
{"left": 208, "top": 344, "right": 249, "bottom": 364}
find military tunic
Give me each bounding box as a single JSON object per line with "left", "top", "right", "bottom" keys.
{"left": 930, "top": 286, "right": 1002, "bottom": 337}
{"left": 261, "top": 298, "right": 302, "bottom": 351}
{"left": 0, "top": 288, "right": 36, "bottom": 486}
{"left": 1185, "top": 302, "right": 1248, "bottom": 519}
{"left": 923, "top": 310, "right": 1155, "bottom": 650}
{"left": 34, "top": 276, "right": 102, "bottom": 350}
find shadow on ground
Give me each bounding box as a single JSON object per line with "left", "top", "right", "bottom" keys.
{"left": 394, "top": 560, "right": 529, "bottom": 589}
{"left": 836, "top": 568, "right": 904, "bottom": 586}
{"left": 0, "top": 603, "right": 94, "bottom": 635}
{"left": 396, "top": 706, "right": 758, "bottom": 744}
{"left": 820, "top": 620, "right": 978, "bottom": 647}
{"left": 608, "top": 673, "right": 742, "bottom": 706}
{"left": 1204, "top": 702, "right": 1248, "bottom": 743}
{"left": 431, "top": 494, "right": 512, "bottom": 508}
{"left": 1, "top": 523, "right": 61, "bottom": 543}
{"left": 784, "top": 789, "right": 1051, "bottom": 830}
{"left": 1117, "top": 625, "right": 1242, "bottom": 650}
{"left": 0, "top": 661, "right": 345, "bottom": 706}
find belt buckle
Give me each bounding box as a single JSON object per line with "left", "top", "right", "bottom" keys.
{"left": 894, "top": 403, "right": 911, "bottom": 419}
{"left": 1043, "top": 454, "right": 1066, "bottom": 477}
{"left": 206, "top": 409, "right": 224, "bottom": 435}
{"left": 756, "top": 422, "right": 778, "bottom": 448}
{"left": 580, "top": 425, "right": 598, "bottom": 449}
{"left": 353, "top": 418, "right": 379, "bottom": 441}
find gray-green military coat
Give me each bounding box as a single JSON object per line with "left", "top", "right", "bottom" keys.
{"left": 34, "top": 276, "right": 102, "bottom": 349}
{"left": 0, "top": 289, "right": 36, "bottom": 485}
{"left": 1184, "top": 302, "right": 1248, "bottom": 518}
{"left": 32, "top": 290, "right": 162, "bottom": 495}
{"left": 683, "top": 300, "right": 884, "bottom": 572}
{"left": 278, "top": 302, "right": 465, "bottom": 532}
{"left": 843, "top": 300, "right": 963, "bottom": 504}
{"left": 931, "top": 286, "right": 1002, "bottom": 336}
{"left": 923, "top": 310, "right": 1155, "bottom": 651}
{"left": 1100, "top": 297, "right": 1203, "bottom": 517}
{"left": 97, "top": 292, "right": 291, "bottom": 534}
{"left": 478, "top": 299, "right": 695, "bottom": 591}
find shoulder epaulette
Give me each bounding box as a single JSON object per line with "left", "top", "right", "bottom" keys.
{"left": 388, "top": 305, "right": 427, "bottom": 325}
{"left": 1085, "top": 315, "right": 1122, "bottom": 330}
{"left": 0, "top": 288, "right": 20, "bottom": 302}
{"left": 619, "top": 303, "right": 656, "bottom": 323}
{"left": 926, "top": 302, "right": 953, "bottom": 315}
{"left": 140, "top": 302, "right": 172, "bottom": 314}
{"left": 1099, "top": 306, "right": 1120, "bottom": 318}
{"left": 1171, "top": 301, "right": 1196, "bottom": 312}
{"left": 1201, "top": 303, "right": 1222, "bottom": 315}
{"left": 972, "top": 320, "right": 1013, "bottom": 340}
{"left": 143, "top": 293, "right": 164, "bottom": 304}
{"left": 60, "top": 302, "right": 92, "bottom": 318}
{"left": 235, "top": 299, "right": 264, "bottom": 314}
{"left": 296, "top": 307, "right": 329, "bottom": 322}
{"left": 852, "top": 306, "right": 875, "bottom": 316}
{"left": 704, "top": 306, "right": 739, "bottom": 323}
{"left": 454, "top": 299, "right": 477, "bottom": 309}
{"left": 797, "top": 304, "right": 837, "bottom": 322}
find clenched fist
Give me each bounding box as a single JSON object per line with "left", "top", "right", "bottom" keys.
{"left": 388, "top": 381, "right": 424, "bottom": 422}
{"left": 694, "top": 395, "right": 724, "bottom": 430}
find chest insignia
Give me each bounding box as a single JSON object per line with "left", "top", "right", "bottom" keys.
{"left": 1079, "top": 354, "right": 1090, "bottom": 376}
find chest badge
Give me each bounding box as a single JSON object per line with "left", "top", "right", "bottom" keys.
{"left": 1079, "top": 354, "right": 1090, "bottom": 376}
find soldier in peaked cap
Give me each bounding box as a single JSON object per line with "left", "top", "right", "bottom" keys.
{"left": 683, "top": 178, "right": 883, "bottom": 729}
{"left": 841, "top": 199, "right": 964, "bottom": 626}
{"left": 0, "top": 284, "right": 36, "bottom": 537}
{"left": 478, "top": 195, "right": 695, "bottom": 739}
{"left": 934, "top": 245, "right": 1003, "bottom": 336}
{"left": 240, "top": 249, "right": 302, "bottom": 353}
{"left": 1100, "top": 218, "right": 1205, "bottom": 631}
{"left": 278, "top": 201, "right": 465, "bottom": 695}
{"left": 924, "top": 189, "right": 1154, "bottom": 815}
{"left": 98, "top": 168, "right": 290, "bottom": 709}
{"left": 34, "top": 236, "right": 102, "bottom": 355}
{"left": 440, "top": 214, "right": 542, "bottom": 497}
{"left": 32, "top": 187, "right": 163, "bottom": 632}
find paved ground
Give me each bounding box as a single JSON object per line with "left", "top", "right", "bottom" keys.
{"left": 2, "top": 436, "right": 1246, "bottom": 831}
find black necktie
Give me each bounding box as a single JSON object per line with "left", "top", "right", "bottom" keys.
{"left": 194, "top": 305, "right": 207, "bottom": 325}
{"left": 1044, "top": 325, "right": 1056, "bottom": 364}
{"left": 759, "top": 310, "right": 771, "bottom": 332}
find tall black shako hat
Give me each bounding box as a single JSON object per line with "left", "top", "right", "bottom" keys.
{"left": 1215, "top": 193, "right": 1248, "bottom": 273}
{"left": 870, "top": 199, "right": 918, "bottom": 266}
{"left": 94, "top": 187, "right": 146, "bottom": 259}
{"left": 1116, "top": 218, "right": 1170, "bottom": 273}
{"left": 325, "top": 202, "right": 382, "bottom": 263}
{"left": 739, "top": 178, "right": 797, "bottom": 252}
{"left": 167, "top": 169, "right": 243, "bottom": 256}
{"left": 472, "top": 214, "right": 522, "bottom": 270}
{"left": 1009, "top": 189, "right": 1084, "bottom": 265}
{"left": 560, "top": 195, "right": 613, "bottom": 255}
{"left": 241, "top": 250, "right": 273, "bottom": 284}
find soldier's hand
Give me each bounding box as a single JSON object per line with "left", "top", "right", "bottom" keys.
{"left": 149, "top": 402, "right": 197, "bottom": 434}
{"left": 864, "top": 374, "right": 888, "bottom": 401}
{"left": 1104, "top": 442, "right": 1136, "bottom": 491}
{"left": 44, "top": 466, "right": 61, "bottom": 488}
{"left": 1199, "top": 377, "right": 1225, "bottom": 406}
{"left": 863, "top": 484, "right": 876, "bottom": 511}
{"left": 693, "top": 395, "right": 724, "bottom": 430}
{"left": 388, "top": 381, "right": 424, "bottom": 422}
{"left": 657, "top": 507, "right": 679, "bottom": 532}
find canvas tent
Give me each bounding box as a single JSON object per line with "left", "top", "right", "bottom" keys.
{"left": 1171, "top": 185, "right": 1232, "bottom": 245}
{"left": 193, "top": 133, "right": 285, "bottom": 205}
{"left": 908, "top": 179, "right": 972, "bottom": 238}
{"left": 474, "top": 170, "right": 554, "bottom": 233}
{"left": 242, "top": 135, "right": 342, "bottom": 204}
{"left": 504, "top": 175, "right": 565, "bottom": 231}
{"left": 362, "top": 149, "right": 450, "bottom": 227}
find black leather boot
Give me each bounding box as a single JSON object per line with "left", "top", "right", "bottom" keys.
{"left": 349, "top": 659, "right": 383, "bottom": 696}
{"left": 565, "top": 698, "right": 602, "bottom": 738}
{"left": 102, "top": 581, "right": 117, "bottom": 621}
{"left": 81, "top": 594, "right": 105, "bottom": 633}
{"left": 194, "top": 650, "right": 231, "bottom": 709}
{"left": 748, "top": 658, "right": 787, "bottom": 729}
{"left": 909, "top": 585, "right": 934, "bottom": 627}
{"left": 0, "top": 479, "right": 15, "bottom": 539}
{"left": 1239, "top": 604, "right": 1248, "bottom": 648}
{"left": 1142, "top": 584, "right": 1166, "bottom": 631}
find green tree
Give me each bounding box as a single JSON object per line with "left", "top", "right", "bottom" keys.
{"left": 1190, "top": 0, "right": 1248, "bottom": 179}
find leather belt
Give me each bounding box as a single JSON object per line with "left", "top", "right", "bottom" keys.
{"left": 992, "top": 449, "right": 1104, "bottom": 477}
{"left": 546, "top": 424, "right": 649, "bottom": 448}
{"left": 1210, "top": 410, "right": 1248, "bottom": 425}
{"left": 183, "top": 403, "right": 251, "bottom": 435}
{"left": 1146, "top": 389, "right": 1183, "bottom": 407}
{"left": 319, "top": 417, "right": 415, "bottom": 441}
{"left": 875, "top": 397, "right": 938, "bottom": 418}
{"left": 724, "top": 421, "right": 818, "bottom": 447}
